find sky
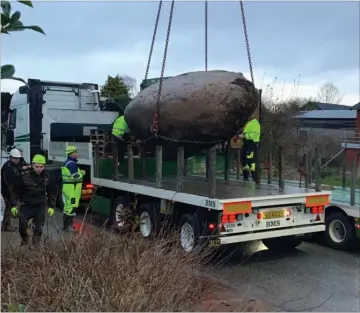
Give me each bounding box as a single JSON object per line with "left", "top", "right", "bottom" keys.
{"left": 1, "top": 0, "right": 359, "bottom": 105}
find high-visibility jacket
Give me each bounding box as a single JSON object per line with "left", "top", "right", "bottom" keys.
{"left": 112, "top": 116, "right": 128, "bottom": 138}
{"left": 243, "top": 118, "right": 261, "bottom": 143}
{"left": 61, "top": 158, "right": 84, "bottom": 215}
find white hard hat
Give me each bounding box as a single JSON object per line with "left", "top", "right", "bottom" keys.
{"left": 10, "top": 149, "right": 22, "bottom": 158}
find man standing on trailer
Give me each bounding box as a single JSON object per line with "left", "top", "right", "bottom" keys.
{"left": 61, "top": 146, "right": 85, "bottom": 232}
{"left": 239, "top": 113, "right": 261, "bottom": 181}
{"left": 1, "top": 148, "right": 23, "bottom": 231}
{"left": 111, "top": 115, "right": 130, "bottom": 166}
{"left": 10, "top": 154, "right": 56, "bottom": 246}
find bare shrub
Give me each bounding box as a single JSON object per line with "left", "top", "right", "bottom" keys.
{"left": 1, "top": 230, "right": 214, "bottom": 312}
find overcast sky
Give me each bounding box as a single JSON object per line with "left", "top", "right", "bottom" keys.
{"left": 1, "top": 1, "right": 359, "bottom": 105}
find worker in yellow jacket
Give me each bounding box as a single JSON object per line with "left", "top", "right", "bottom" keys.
{"left": 239, "top": 115, "right": 261, "bottom": 181}
{"left": 61, "top": 146, "right": 85, "bottom": 232}
{"left": 111, "top": 115, "right": 130, "bottom": 166}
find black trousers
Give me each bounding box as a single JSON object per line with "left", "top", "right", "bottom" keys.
{"left": 113, "top": 137, "right": 126, "bottom": 165}
{"left": 241, "top": 139, "right": 257, "bottom": 180}
{"left": 18, "top": 203, "right": 46, "bottom": 241}
{"left": 1, "top": 198, "right": 12, "bottom": 228}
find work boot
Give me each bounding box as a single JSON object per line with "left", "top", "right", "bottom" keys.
{"left": 243, "top": 170, "right": 250, "bottom": 181}
{"left": 63, "top": 215, "right": 74, "bottom": 232}
{"left": 20, "top": 235, "right": 29, "bottom": 247}
{"left": 1, "top": 222, "right": 16, "bottom": 232}
{"left": 32, "top": 233, "right": 42, "bottom": 249}
{"left": 251, "top": 171, "right": 256, "bottom": 182}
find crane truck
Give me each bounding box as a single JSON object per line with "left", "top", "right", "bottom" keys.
{"left": 3, "top": 78, "right": 333, "bottom": 253}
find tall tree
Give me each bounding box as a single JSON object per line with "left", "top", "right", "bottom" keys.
{"left": 120, "top": 75, "right": 138, "bottom": 98}
{"left": 317, "top": 81, "right": 343, "bottom": 104}
{"left": 100, "top": 75, "right": 129, "bottom": 98}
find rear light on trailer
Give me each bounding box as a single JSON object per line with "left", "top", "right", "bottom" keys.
{"left": 208, "top": 223, "right": 215, "bottom": 231}
{"left": 309, "top": 206, "right": 324, "bottom": 214}
{"left": 257, "top": 212, "right": 263, "bottom": 220}
{"left": 85, "top": 184, "right": 94, "bottom": 189}
{"left": 221, "top": 214, "right": 236, "bottom": 224}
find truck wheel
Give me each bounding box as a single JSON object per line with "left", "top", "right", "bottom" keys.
{"left": 179, "top": 214, "right": 200, "bottom": 253}
{"left": 110, "top": 196, "right": 133, "bottom": 233}
{"left": 262, "top": 236, "right": 303, "bottom": 252}
{"left": 325, "top": 212, "right": 355, "bottom": 250}
{"left": 138, "top": 203, "right": 159, "bottom": 239}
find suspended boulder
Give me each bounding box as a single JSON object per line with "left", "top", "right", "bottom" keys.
{"left": 124, "top": 70, "right": 258, "bottom": 160}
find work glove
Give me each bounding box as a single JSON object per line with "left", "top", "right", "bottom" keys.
{"left": 10, "top": 207, "right": 18, "bottom": 217}
{"left": 48, "top": 208, "right": 54, "bottom": 217}
{"left": 79, "top": 169, "right": 86, "bottom": 176}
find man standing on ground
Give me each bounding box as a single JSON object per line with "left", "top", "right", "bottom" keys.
{"left": 61, "top": 146, "right": 85, "bottom": 232}
{"left": 10, "top": 154, "right": 56, "bottom": 246}
{"left": 239, "top": 114, "right": 261, "bottom": 182}
{"left": 1, "top": 148, "right": 22, "bottom": 231}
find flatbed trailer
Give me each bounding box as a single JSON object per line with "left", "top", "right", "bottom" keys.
{"left": 50, "top": 140, "right": 331, "bottom": 252}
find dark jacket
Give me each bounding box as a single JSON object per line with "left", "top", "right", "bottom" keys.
{"left": 12, "top": 169, "right": 57, "bottom": 208}
{"left": 1, "top": 160, "right": 22, "bottom": 199}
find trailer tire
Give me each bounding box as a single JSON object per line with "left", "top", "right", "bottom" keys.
{"left": 179, "top": 214, "right": 200, "bottom": 253}
{"left": 109, "top": 196, "right": 133, "bottom": 233}
{"left": 138, "top": 203, "right": 159, "bottom": 239}
{"left": 262, "top": 235, "right": 303, "bottom": 252}
{"left": 325, "top": 212, "right": 355, "bottom": 250}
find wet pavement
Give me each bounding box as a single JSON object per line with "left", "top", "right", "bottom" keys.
{"left": 1, "top": 208, "right": 359, "bottom": 312}
{"left": 213, "top": 241, "right": 360, "bottom": 312}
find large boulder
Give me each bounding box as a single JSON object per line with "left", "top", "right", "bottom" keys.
{"left": 124, "top": 70, "right": 258, "bottom": 160}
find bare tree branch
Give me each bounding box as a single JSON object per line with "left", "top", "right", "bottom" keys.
{"left": 317, "top": 81, "right": 343, "bottom": 104}
{"left": 120, "top": 75, "right": 139, "bottom": 98}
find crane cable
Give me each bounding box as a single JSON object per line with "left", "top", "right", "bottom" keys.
{"left": 144, "top": 1, "right": 163, "bottom": 84}
{"left": 239, "top": 1, "right": 254, "bottom": 86}
{"left": 150, "top": 0, "right": 175, "bottom": 136}
{"left": 205, "top": 0, "right": 208, "bottom": 71}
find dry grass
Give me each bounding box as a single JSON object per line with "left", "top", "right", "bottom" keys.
{"left": 1, "top": 230, "right": 214, "bottom": 312}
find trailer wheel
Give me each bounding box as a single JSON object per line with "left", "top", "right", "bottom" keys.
{"left": 325, "top": 212, "right": 355, "bottom": 250}
{"left": 138, "top": 203, "right": 159, "bottom": 239}
{"left": 179, "top": 214, "right": 200, "bottom": 253}
{"left": 262, "top": 236, "right": 303, "bottom": 252}
{"left": 110, "top": 196, "right": 133, "bottom": 233}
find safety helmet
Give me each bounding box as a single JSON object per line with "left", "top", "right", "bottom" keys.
{"left": 32, "top": 154, "right": 46, "bottom": 165}
{"left": 9, "top": 148, "right": 21, "bottom": 158}
{"left": 66, "top": 145, "right": 78, "bottom": 155}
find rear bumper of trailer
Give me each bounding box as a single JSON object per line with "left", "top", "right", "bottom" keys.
{"left": 202, "top": 224, "right": 325, "bottom": 246}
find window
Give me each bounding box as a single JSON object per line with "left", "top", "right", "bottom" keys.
{"left": 9, "top": 109, "right": 17, "bottom": 129}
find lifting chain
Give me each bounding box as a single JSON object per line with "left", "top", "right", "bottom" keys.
{"left": 150, "top": 0, "right": 175, "bottom": 136}
{"left": 239, "top": 1, "right": 254, "bottom": 86}
{"left": 142, "top": 1, "right": 254, "bottom": 145}
{"left": 205, "top": 0, "right": 208, "bottom": 71}
{"left": 144, "top": 1, "right": 163, "bottom": 82}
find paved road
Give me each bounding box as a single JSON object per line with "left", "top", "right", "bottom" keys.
{"left": 2, "top": 210, "right": 359, "bottom": 312}
{"left": 213, "top": 241, "right": 360, "bottom": 312}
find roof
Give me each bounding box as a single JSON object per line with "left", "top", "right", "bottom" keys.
{"left": 301, "top": 101, "right": 350, "bottom": 110}
{"left": 351, "top": 102, "right": 360, "bottom": 110}
{"left": 295, "top": 110, "right": 356, "bottom": 120}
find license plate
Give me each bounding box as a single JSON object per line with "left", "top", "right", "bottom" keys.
{"left": 208, "top": 238, "right": 221, "bottom": 247}
{"left": 81, "top": 190, "right": 93, "bottom": 195}
{"left": 263, "top": 210, "right": 285, "bottom": 219}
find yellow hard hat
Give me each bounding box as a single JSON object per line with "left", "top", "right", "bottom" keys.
{"left": 66, "top": 145, "right": 78, "bottom": 155}
{"left": 32, "top": 154, "right": 46, "bottom": 164}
